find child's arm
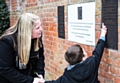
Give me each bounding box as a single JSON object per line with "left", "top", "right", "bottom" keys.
{"left": 92, "top": 23, "right": 107, "bottom": 66}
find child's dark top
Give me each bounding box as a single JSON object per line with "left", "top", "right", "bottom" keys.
{"left": 45, "top": 38, "right": 105, "bottom": 83}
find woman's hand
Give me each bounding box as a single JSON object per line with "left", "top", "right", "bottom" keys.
{"left": 33, "top": 78, "right": 40, "bottom": 83}
{"left": 38, "top": 75, "right": 45, "bottom": 83}
{"left": 33, "top": 77, "right": 45, "bottom": 83}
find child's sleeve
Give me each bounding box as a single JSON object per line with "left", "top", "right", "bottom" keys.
{"left": 92, "top": 36, "right": 105, "bottom": 66}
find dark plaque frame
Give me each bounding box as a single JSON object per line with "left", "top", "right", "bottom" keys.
{"left": 58, "top": 6, "right": 65, "bottom": 39}
{"left": 102, "top": 0, "right": 118, "bottom": 50}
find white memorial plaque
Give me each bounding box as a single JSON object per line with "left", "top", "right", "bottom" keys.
{"left": 68, "top": 2, "right": 95, "bottom": 46}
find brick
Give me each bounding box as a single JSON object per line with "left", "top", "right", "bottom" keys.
{"left": 96, "top": 17, "right": 101, "bottom": 23}
{"left": 113, "top": 60, "right": 120, "bottom": 68}
{"left": 52, "top": 32, "right": 58, "bottom": 37}
{"left": 106, "top": 57, "right": 113, "bottom": 65}
{"left": 110, "top": 66, "right": 120, "bottom": 76}
{"left": 114, "top": 76, "right": 120, "bottom": 83}
{"left": 100, "top": 70, "right": 113, "bottom": 80}
{"left": 118, "top": 17, "right": 120, "bottom": 24}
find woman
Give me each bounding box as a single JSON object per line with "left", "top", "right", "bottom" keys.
{"left": 0, "top": 13, "right": 45, "bottom": 83}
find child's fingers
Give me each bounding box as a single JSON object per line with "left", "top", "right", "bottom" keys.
{"left": 102, "top": 23, "right": 107, "bottom": 30}
{"left": 102, "top": 23, "right": 104, "bottom": 27}
{"left": 102, "top": 23, "right": 105, "bottom": 28}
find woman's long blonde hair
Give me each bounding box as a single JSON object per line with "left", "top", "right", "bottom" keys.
{"left": 0, "top": 13, "right": 40, "bottom": 65}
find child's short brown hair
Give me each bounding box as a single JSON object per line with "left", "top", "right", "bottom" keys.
{"left": 65, "top": 44, "right": 84, "bottom": 65}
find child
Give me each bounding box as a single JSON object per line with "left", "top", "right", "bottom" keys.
{"left": 40, "top": 23, "right": 107, "bottom": 83}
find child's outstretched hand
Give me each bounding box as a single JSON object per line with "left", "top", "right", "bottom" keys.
{"left": 100, "top": 23, "right": 107, "bottom": 37}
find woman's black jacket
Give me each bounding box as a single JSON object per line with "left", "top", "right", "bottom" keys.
{"left": 0, "top": 35, "right": 45, "bottom": 83}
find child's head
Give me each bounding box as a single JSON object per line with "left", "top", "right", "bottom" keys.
{"left": 65, "top": 44, "right": 85, "bottom": 65}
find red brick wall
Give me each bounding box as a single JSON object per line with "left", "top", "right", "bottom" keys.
{"left": 5, "top": 0, "right": 120, "bottom": 83}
